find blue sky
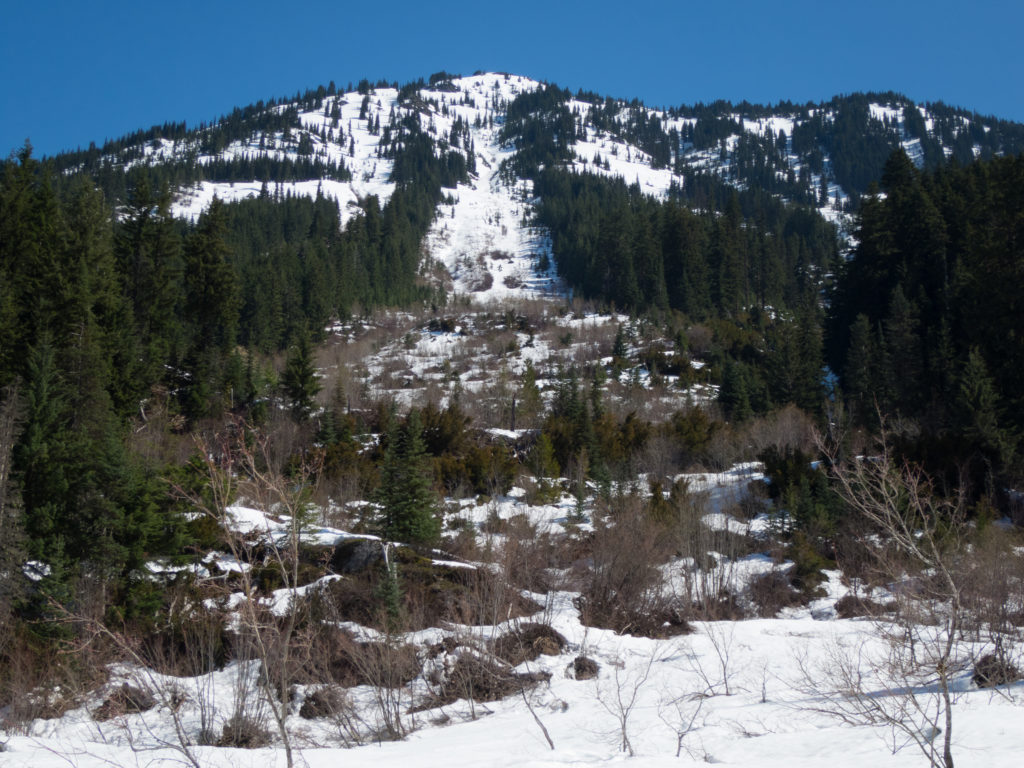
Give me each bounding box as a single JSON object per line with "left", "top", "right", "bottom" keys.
{"left": 3, "top": 0, "right": 1022, "bottom": 157}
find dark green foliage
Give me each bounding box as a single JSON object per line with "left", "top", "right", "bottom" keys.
{"left": 761, "top": 446, "right": 842, "bottom": 548}
{"left": 719, "top": 359, "right": 754, "bottom": 421}
{"left": 0, "top": 149, "right": 193, "bottom": 631}
{"left": 113, "top": 176, "right": 184, "bottom": 404}
{"left": 377, "top": 411, "right": 440, "bottom": 545}
{"left": 828, "top": 151, "right": 1024, "bottom": 504}
{"left": 281, "top": 328, "right": 322, "bottom": 421}
{"left": 375, "top": 558, "right": 404, "bottom": 633}
{"left": 763, "top": 306, "right": 823, "bottom": 414}
{"left": 0, "top": 384, "right": 27, "bottom": 625}
{"left": 523, "top": 163, "right": 837, "bottom": 320}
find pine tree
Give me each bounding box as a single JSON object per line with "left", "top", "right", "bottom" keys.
{"left": 115, "top": 176, "right": 183, "bottom": 400}
{"left": 719, "top": 359, "right": 753, "bottom": 422}
{"left": 281, "top": 329, "right": 321, "bottom": 421}
{"left": 517, "top": 360, "right": 543, "bottom": 429}
{"left": 181, "top": 197, "right": 240, "bottom": 418}
{"left": 377, "top": 411, "right": 440, "bottom": 545}
{"left": 0, "top": 384, "right": 26, "bottom": 624}
{"left": 844, "top": 313, "right": 879, "bottom": 425}
{"left": 953, "top": 349, "right": 1016, "bottom": 493}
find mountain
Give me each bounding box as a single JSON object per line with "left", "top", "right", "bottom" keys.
{"left": 47, "top": 72, "right": 1024, "bottom": 300}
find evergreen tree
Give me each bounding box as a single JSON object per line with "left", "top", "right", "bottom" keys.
{"left": 844, "top": 313, "right": 880, "bottom": 425}
{"left": 181, "top": 197, "right": 240, "bottom": 418}
{"left": 114, "top": 176, "right": 183, "bottom": 401}
{"left": 719, "top": 359, "right": 753, "bottom": 421}
{"left": 377, "top": 411, "right": 440, "bottom": 545}
{"left": 281, "top": 328, "right": 322, "bottom": 421}
{"left": 953, "top": 348, "right": 1016, "bottom": 493}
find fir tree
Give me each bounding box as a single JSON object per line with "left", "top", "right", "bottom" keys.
{"left": 377, "top": 411, "right": 440, "bottom": 545}
{"left": 281, "top": 328, "right": 322, "bottom": 421}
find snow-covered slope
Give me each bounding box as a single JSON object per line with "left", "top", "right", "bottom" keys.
{"left": 5, "top": 462, "right": 1022, "bottom": 767}
{"left": 77, "top": 73, "right": 1021, "bottom": 299}
{"left": 421, "top": 75, "right": 562, "bottom": 301}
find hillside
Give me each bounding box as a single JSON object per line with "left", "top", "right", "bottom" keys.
{"left": 2, "top": 72, "right": 1023, "bottom": 768}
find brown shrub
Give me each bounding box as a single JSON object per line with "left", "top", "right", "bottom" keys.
{"left": 92, "top": 684, "right": 156, "bottom": 721}
{"left": 748, "top": 571, "right": 805, "bottom": 618}
{"left": 690, "top": 590, "right": 747, "bottom": 621}
{"left": 320, "top": 548, "right": 540, "bottom": 631}
{"left": 321, "top": 632, "right": 421, "bottom": 688}
{"left": 834, "top": 594, "right": 893, "bottom": 619}
{"left": 578, "top": 496, "right": 691, "bottom": 637}
{"left": 567, "top": 655, "right": 599, "bottom": 680}
{"left": 492, "top": 623, "right": 567, "bottom": 666}
{"left": 427, "top": 655, "right": 550, "bottom": 709}
{"left": 972, "top": 652, "right": 1021, "bottom": 689}
{"left": 216, "top": 714, "right": 272, "bottom": 748}
{"left": 299, "top": 686, "right": 347, "bottom": 719}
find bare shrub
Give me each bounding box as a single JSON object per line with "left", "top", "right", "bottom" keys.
{"left": 468, "top": 268, "right": 494, "bottom": 292}
{"left": 174, "top": 420, "right": 327, "bottom": 768}
{"left": 972, "top": 651, "right": 1021, "bottom": 689}
{"left": 802, "top": 427, "right": 1022, "bottom": 768}
{"left": 635, "top": 432, "right": 684, "bottom": 483}
{"left": 567, "top": 655, "right": 600, "bottom": 680}
{"left": 325, "top": 634, "right": 421, "bottom": 689}
{"left": 743, "top": 404, "right": 816, "bottom": 457}
{"left": 662, "top": 483, "right": 752, "bottom": 620}
{"left": 217, "top": 712, "right": 272, "bottom": 748}
{"left": 690, "top": 622, "right": 738, "bottom": 696}
{"left": 833, "top": 594, "right": 892, "bottom": 619}
{"left": 298, "top": 686, "right": 347, "bottom": 719}
{"left": 92, "top": 683, "right": 156, "bottom": 722}
{"left": 437, "top": 655, "right": 518, "bottom": 705}
{"left": 578, "top": 494, "right": 689, "bottom": 637}
{"left": 658, "top": 682, "right": 708, "bottom": 759}
{"left": 426, "top": 653, "right": 549, "bottom": 710}
{"left": 492, "top": 623, "right": 567, "bottom": 665}
{"left": 594, "top": 646, "right": 662, "bottom": 756}
{"left": 748, "top": 570, "right": 804, "bottom": 617}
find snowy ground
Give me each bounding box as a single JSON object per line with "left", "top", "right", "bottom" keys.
{"left": 5, "top": 463, "right": 1022, "bottom": 768}
{"left": 7, "top": 609, "right": 1023, "bottom": 767}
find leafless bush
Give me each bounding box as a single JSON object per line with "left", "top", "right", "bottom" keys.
{"left": 802, "top": 428, "right": 1021, "bottom": 768}
{"left": 298, "top": 685, "right": 345, "bottom": 720}
{"left": 467, "top": 268, "right": 494, "bottom": 292}
{"left": 579, "top": 495, "right": 689, "bottom": 637}
{"left": 743, "top": 404, "right": 816, "bottom": 457}
{"left": 92, "top": 684, "right": 156, "bottom": 722}
{"left": 429, "top": 653, "right": 539, "bottom": 709}
{"left": 658, "top": 684, "right": 707, "bottom": 758}
{"left": 685, "top": 622, "right": 739, "bottom": 697}
{"left": 635, "top": 432, "right": 684, "bottom": 481}
{"left": 594, "top": 645, "right": 662, "bottom": 756}
{"left": 173, "top": 420, "right": 327, "bottom": 768}
{"left": 661, "top": 484, "right": 751, "bottom": 620}
{"left": 492, "top": 623, "right": 567, "bottom": 665}
{"left": 216, "top": 711, "right": 272, "bottom": 748}
{"left": 748, "top": 570, "right": 804, "bottom": 617}
{"left": 568, "top": 655, "right": 600, "bottom": 680}
{"left": 972, "top": 650, "right": 1021, "bottom": 689}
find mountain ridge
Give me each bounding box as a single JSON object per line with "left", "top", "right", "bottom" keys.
{"left": 49, "top": 73, "right": 1024, "bottom": 215}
